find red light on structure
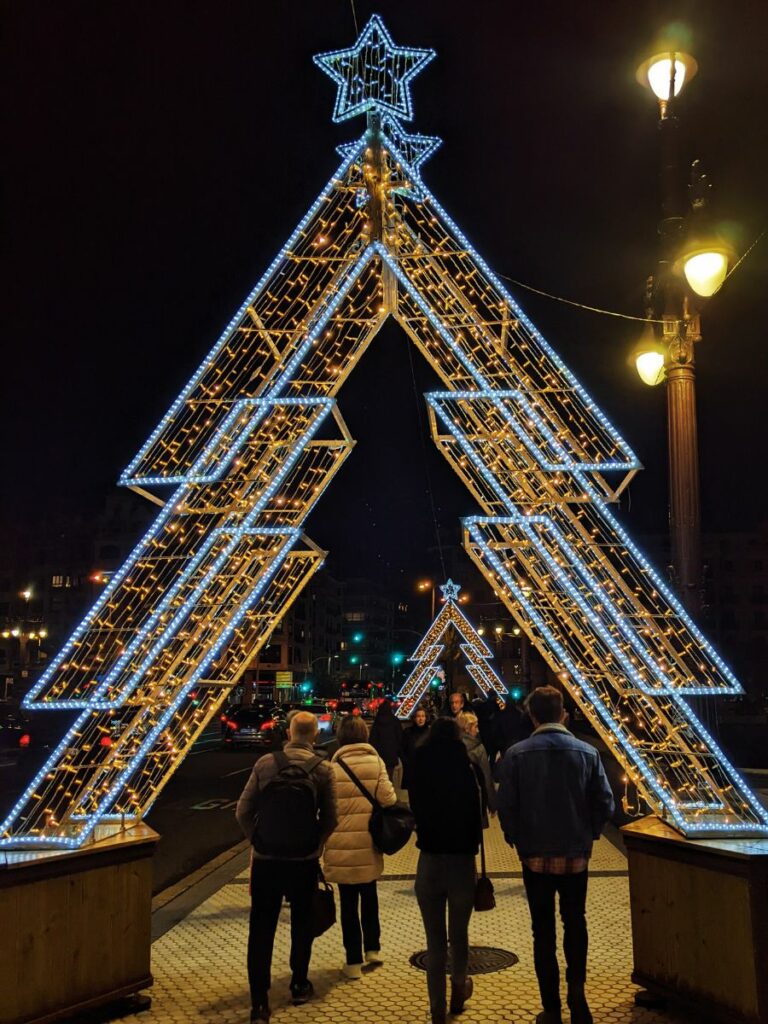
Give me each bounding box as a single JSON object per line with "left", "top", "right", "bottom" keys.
{"left": 19, "top": 733, "right": 31, "bottom": 748}
{"left": 352, "top": 706, "right": 361, "bottom": 716}
{"left": 99, "top": 735, "right": 112, "bottom": 748}
{"left": 90, "top": 571, "right": 104, "bottom": 584}
{"left": 327, "top": 699, "right": 338, "bottom": 709}
{"left": 220, "top": 714, "right": 228, "bottom": 721}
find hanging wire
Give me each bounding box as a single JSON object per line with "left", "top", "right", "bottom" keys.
{"left": 496, "top": 273, "right": 667, "bottom": 323}
{"left": 349, "top": 0, "right": 359, "bottom": 35}
{"left": 404, "top": 333, "right": 447, "bottom": 579}
{"left": 725, "top": 227, "right": 766, "bottom": 281}
{"left": 495, "top": 225, "right": 765, "bottom": 323}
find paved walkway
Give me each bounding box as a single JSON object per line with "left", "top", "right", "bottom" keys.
{"left": 129, "top": 821, "right": 690, "bottom": 1024}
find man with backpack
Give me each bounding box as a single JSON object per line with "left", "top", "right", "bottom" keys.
{"left": 236, "top": 711, "right": 338, "bottom": 1024}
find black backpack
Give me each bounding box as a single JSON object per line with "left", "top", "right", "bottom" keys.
{"left": 252, "top": 751, "right": 324, "bottom": 857}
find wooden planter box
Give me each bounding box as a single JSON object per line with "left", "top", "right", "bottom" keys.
{"left": 622, "top": 816, "right": 768, "bottom": 1024}
{"left": 0, "top": 824, "right": 158, "bottom": 1024}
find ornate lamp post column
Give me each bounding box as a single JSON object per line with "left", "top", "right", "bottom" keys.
{"left": 634, "top": 49, "right": 732, "bottom": 618}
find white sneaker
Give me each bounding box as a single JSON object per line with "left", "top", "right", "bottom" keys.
{"left": 365, "top": 950, "right": 384, "bottom": 965}
{"left": 342, "top": 963, "right": 363, "bottom": 980}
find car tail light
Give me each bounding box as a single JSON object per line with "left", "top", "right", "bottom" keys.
{"left": 221, "top": 714, "right": 228, "bottom": 721}
{"left": 319, "top": 713, "right": 331, "bottom": 722}
{"left": 226, "top": 720, "right": 239, "bottom": 730}
{"left": 352, "top": 706, "right": 361, "bottom": 716}
{"left": 99, "top": 735, "right": 112, "bottom": 748}
{"left": 259, "top": 720, "right": 275, "bottom": 731}
{"left": 19, "top": 733, "right": 31, "bottom": 748}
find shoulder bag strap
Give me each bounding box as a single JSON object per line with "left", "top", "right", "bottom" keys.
{"left": 337, "top": 757, "right": 379, "bottom": 808}
{"left": 479, "top": 822, "right": 488, "bottom": 878}
{"left": 272, "top": 750, "right": 289, "bottom": 772}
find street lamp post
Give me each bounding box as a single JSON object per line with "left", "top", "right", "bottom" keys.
{"left": 634, "top": 48, "right": 732, "bottom": 617}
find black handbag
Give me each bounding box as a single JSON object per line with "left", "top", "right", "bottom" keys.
{"left": 474, "top": 824, "right": 496, "bottom": 911}
{"left": 311, "top": 868, "right": 337, "bottom": 937}
{"left": 337, "top": 757, "right": 415, "bottom": 855}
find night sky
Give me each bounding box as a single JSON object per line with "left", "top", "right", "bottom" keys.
{"left": 3, "top": 1, "right": 767, "bottom": 586}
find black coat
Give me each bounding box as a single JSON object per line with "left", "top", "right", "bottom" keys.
{"left": 401, "top": 722, "right": 430, "bottom": 789}
{"left": 409, "top": 738, "right": 481, "bottom": 855}
{"left": 368, "top": 710, "right": 404, "bottom": 768}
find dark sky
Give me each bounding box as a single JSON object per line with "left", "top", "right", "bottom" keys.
{"left": 3, "top": 1, "right": 767, "bottom": 583}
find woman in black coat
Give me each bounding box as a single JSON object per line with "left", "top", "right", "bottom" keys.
{"left": 409, "top": 718, "right": 481, "bottom": 1024}
{"left": 368, "top": 699, "right": 403, "bottom": 781}
{"left": 401, "top": 706, "right": 430, "bottom": 790}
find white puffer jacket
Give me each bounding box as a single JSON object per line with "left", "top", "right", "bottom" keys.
{"left": 322, "top": 742, "right": 397, "bottom": 885}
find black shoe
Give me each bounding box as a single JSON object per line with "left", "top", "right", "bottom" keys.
{"left": 250, "top": 1001, "right": 270, "bottom": 1023}
{"left": 568, "top": 998, "right": 593, "bottom": 1024}
{"left": 535, "top": 1012, "right": 563, "bottom": 1024}
{"left": 449, "top": 975, "right": 474, "bottom": 1014}
{"left": 290, "top": 980, "right": 314, "bottom": 1005}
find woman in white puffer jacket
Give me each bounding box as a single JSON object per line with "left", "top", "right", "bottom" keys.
{"left": 323, "top": 714, "right": 397, "bottom": 980}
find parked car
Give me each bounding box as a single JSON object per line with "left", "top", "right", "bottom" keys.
{"left": 0, "top": 705, "right": 32, "bottom": 764}
{"left": 220, "top": 703, "right": 287, "bottom": 750}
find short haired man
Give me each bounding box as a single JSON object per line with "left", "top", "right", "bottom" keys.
{"left": 496, "top": 687, "right": 614, "bottom": 1024}
{"left": 236, "top": 711, "right": 338, "bottom": 1023}
{"left": 445, "top": 691, "right": 467, "bottom": 718}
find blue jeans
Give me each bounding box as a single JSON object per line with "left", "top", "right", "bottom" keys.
{"left": 414, "top": 852, "right": 475, "bottom": 1012}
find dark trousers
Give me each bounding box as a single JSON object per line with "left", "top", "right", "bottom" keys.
{"left": 522, "top": 866, "right": 589, "bottom": 1012}
{"left": 338, "top": 881, "right": 381, "bottom": 964}
{"left": 247, "top": 857, "right": 318, "bottom": 1006}
{"left": 415, "top": 852, "right": 475, "bottom": 1013}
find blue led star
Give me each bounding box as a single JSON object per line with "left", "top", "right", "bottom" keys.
{"left": 440, "top": 579, "right": 461, "bottom": 603}
{"left": 337, "top": 117, "right": 442, "bottom": 199}
{"left": 314, "top": 15, "right": 435, "bottom": 123}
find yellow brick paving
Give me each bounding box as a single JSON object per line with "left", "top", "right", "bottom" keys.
{"left": 128, "top": 821, "right": 689, "bottom": 1024}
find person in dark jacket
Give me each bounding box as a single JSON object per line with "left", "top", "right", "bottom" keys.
{"left": 494, "top": 693, "right": 525, "bottom": 756}
{"left": 472, "top": 691, "right": 500, "bottom": 766}
{"left": 401, "top": 706, "right": 430, "bottom": 790}
{"left": 409, "top": 718, "right": 480, "bottom": 1024}
{"left": 367, "top": 699, "right": 403, "bottom": 782}
{"left": 496, "top": 687, "right": 615, "bottom": 1024}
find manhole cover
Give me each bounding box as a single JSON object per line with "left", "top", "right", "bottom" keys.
{"left": 409, "top": 945, "right": 519, "bottom": 975}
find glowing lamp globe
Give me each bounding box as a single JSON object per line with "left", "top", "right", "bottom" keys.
{"left": 682, "top": 247, "right": 729, "bottom": 297}
{"left": 633, "top": 326, "right": 666, "bottom": 386}
{"left": 636, "top": 51, "right": 697, "bottom": 103}
{"left": 636, "top": 350, "right": 666, "bottom": 387}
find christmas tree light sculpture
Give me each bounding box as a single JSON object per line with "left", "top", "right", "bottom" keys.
{"left": 4, "top": 15, "right": 767, "bottom": 847}
{"left": 395, "top": 580, "right": 508, "bottom": 718}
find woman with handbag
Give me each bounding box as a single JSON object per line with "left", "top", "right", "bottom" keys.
{"left": 457, "top": 710, "right": 497, "bottom": 826}
{"left": 409, "top": 717, "right": 481, "bottom": 1024}
{"left": 323, "top": 715, "right": 397, "bottom": 980}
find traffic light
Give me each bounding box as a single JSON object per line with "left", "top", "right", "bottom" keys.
{"left": 430, "top": 676, "right": 440, "bottom": 688}
{"left": 390, "top": 652, "right": 405, "bottom": 666}
{"left": 510, "top": 687, "right": 523, "bottom": 700}
{"left": 352, "top": 632, "right": 365, "bottom": 643}
{"left": 349, "top": 655, "right": 360, "bottom": 665}
{"left": 300, "top": 680, "right": 313, "bottom": 694}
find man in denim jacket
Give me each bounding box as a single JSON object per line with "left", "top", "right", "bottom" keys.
{"left": 497, "top": 686, "right": 614, "bottom": 1024}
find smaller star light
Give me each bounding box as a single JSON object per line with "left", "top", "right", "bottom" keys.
{"left": 337, "top": 117, "right": 442, "bottom": 199}
{"left": 314, "top": 15, "right": 435, "bottom": 123}
{"left": 440, "top": 579, "right": 461, "bottom": 603}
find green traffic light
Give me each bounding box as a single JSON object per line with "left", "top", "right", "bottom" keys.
{"left": 391, "top": 652, "right": 405, "bottom": 665}
{"left": 349, "top": 655, "right": 360, "bottom": 665}
{"left": 352, "top": 632, "right": 364, "bottom": 643}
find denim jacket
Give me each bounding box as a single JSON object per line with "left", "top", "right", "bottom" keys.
{"left": 496, "top": 724, "right": 615, "bottom": 860}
